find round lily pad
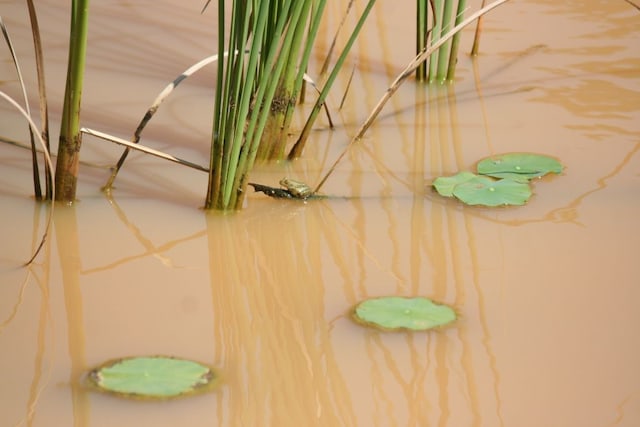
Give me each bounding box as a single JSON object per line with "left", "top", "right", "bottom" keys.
{"left": 452, "top": 175, "right": 532, "bottom": 206}
{"left": 432, "top": 171, "right": 477, "bottom": 197}
{"left": 87, "top": 356, "right": 217, "bottom": 399}
{"left": 353, "top": 296, "right": 457, "bottom": 331}
{"left": 477, "top": 153, "right": 563, "bottom": 181}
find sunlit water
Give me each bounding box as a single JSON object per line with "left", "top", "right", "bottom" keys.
{"left": 1, "top": 1, "right": 639, "bottom": 426}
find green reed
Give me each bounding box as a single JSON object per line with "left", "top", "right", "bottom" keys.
{"left": 416, "top": 0, "right": 429, "bottom": 80}
{"left": 415, "top": 0, "right": 469, "bottom": 83}
{"left": 446, "top": 0, "right": 468, "bottom": 80}
{"left": 206, "top": 0, "right": 329, "bottom": 210}
{"left": 55, "top": 0, "right": 90, "bottom": 202}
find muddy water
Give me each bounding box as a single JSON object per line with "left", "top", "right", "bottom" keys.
{"left": 1, "top": 1, "right": 639, "bottom": 426}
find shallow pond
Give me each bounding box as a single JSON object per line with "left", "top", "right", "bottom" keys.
{"left": 1, "top": 1, "right": 639, "bottom": 426}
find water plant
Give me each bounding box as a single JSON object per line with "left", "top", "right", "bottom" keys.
{"left": 415, "top": 0, "right": 470, "bottom": 82}
{"left": 205, "top": 0, "right": 378, "bottom": 210}
{"left": 353, "top": 297, "right": 457, "bottom": 331}
{"left": 448, "top": 174, "right": 532, "bottom": 206}
{"left": 205, "top": 0, "right": 330, "bottom": 210}
{"left": 477, "top": 152, "right": 564, "bottom": 182}
{"left": 432, "top": 153, "right": 563, "bottom": 206}
{"left": 87, "top": 356, "right": 218, "bottom": 399}
{"left": 2, "top": 0, "right": 511, "bottom": 213}
{"left": 54, "top": 0, "right": 90, "bottom": 203}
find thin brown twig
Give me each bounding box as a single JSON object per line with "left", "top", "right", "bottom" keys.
{"left": 0, "top": 17, "right": 42, "bottom": 199}
{"left": 104, "top": 54, "right": 222, "bottom": 189}
{"left": 0, "top": 91, "right": 55, "bottom": 265}
{"left": 26, "top": 0, "right": 52, "bottom": 198}
{"left": 338, "top": 64, "right": 356, "bottom": 110}
{"left": 471, "top": 0, "right": 487, "bottom": 56}
{"left": 622, "top": 0, "right": 640, "bottom": 11}
{"left": 81, "top": 128, "right": 209, "bottom": 173}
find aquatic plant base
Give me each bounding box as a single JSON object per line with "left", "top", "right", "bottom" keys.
{"left": 353, "top": 296, "right": 457, "bottom": 331}
{"left": 86, "top": 356, "right": 218, "bottom": 400}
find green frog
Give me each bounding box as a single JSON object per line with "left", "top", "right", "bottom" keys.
{"left": 279, "top": 178, "right": 314, "bottom": 199}
{"left": 248, "top": 178, "right": 320, "bottom": 200}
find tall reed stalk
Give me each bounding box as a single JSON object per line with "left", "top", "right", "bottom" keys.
{"left": 446, "top": 0, "right": 468, "bottom": 80}
{"left": 416, "top": 0, "right": 429, "bottom": 80}
{"left": 435, "top": 0, "right": 455, "bottom": 81}
{"left": 55, "top": 0, "right": 90, "bottom": 202}
{"left": 415, "top": 0, "right": 469, "bottom": 83}
{"left": 428, "top": 0, "right": 442, "bottom": 80}
{"left": 256, "top": 0, "right": 325, "bottom": 160}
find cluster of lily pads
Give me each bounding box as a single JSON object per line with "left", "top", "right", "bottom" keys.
{"left": 432, "top": 153, "right": 563, "bottom": 206}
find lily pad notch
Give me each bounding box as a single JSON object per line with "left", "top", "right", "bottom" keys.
{"left": 432, "top": 153, "right": 563, "bottom": 207}
{"left": 352, "top": 296, "right": 457, "bottom": 331}
{"left": 86, "top": 356, "right": 219, "bottom": 400}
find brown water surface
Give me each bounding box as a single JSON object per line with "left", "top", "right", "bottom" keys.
{"left": 1, "top": 1, "right": 639, "bottom": 426}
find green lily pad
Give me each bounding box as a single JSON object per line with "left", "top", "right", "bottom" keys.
{"left": 452, "top": 176, "right": 532, "bottom": 206}
{"left": 432, "top": 171, "right": 477, "bottom": 197}
{"left": 477, "top": 153, "right": 563, "bottom": 181}
{"left": 353, "top": 296, "right": 457, "bottom": 331}
{"left": 87, "top": 356, "right": 217, "bottom": 399}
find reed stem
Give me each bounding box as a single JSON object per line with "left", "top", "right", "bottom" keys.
{"left": 435, "top": 0, "right": 455, "bottom": 81}
{"left": 55, "top": 0, "right": 90, "bottom": 202}
{"left": 446, "top": 0, "right": 468, "bottom": 80}
{"left": 427, "top": 0, "right": 442, "bottom": 82}
{"left": 471, "top": 0, "right": 487, "bottom": 56}
{"left": 416, "top": 0, "right": 429, "bottom": 81}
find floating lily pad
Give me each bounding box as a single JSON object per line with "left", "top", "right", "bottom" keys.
{"left": 452, "top": 176, "right": 532, "bottom": 206}
{"left": 477, "top": 153, "right": 563, "bottom": 181}
{"left": 353, "top": 296, "right": 457, "bottom": 331}
{"left": 87, "top": 356, "right": 217, "bottom": 399}
{"left": 432, "top": 171, "right": 477, "bottom": 197}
